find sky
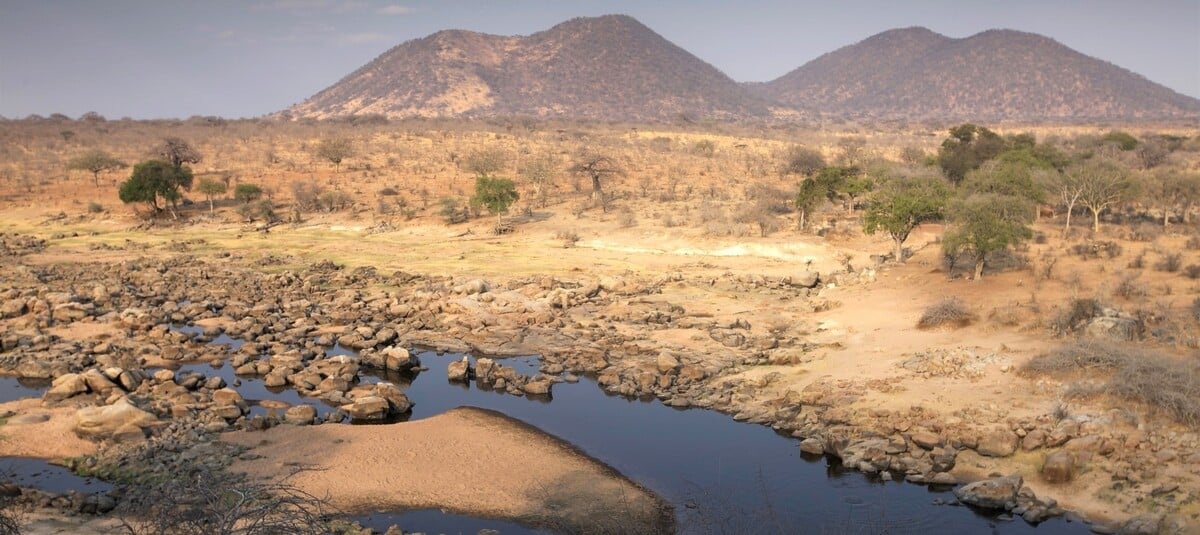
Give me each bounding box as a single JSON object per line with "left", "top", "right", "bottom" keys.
{"left": 1, "top": 0, "right": 1197, "bottom": 119}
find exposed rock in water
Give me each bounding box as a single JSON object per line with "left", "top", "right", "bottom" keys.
{"left": 74, "top": 398, "right": 160, "bottom": 441}
{"left": 447, "top": 356, "right": 472, "bottom": 382}
{"left": 954, "top": 475, "right": 1022, "bottom": 510}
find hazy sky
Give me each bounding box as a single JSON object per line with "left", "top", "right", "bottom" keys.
{"left": 2, "top": 0, "right": 1197, "bottom": 119}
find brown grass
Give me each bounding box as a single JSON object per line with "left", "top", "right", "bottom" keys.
{"left": 917, "top": 297, "right": 976, "bottom": 329}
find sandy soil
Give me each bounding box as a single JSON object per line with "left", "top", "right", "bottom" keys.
{"left": 223, "top": 407, "right": 672, "bottom": 533}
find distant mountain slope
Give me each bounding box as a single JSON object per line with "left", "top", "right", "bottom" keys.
{"left": 754, "top": 27, "right": 1200, "bottom": 120}
{"left": 286, "top": 14, "right": 767, "bottom": 121}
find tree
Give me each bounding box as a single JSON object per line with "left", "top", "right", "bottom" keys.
{"left": 793, "top": 179, "right": 823, "bottom": 231}
{"left": 520, "top": 155, "right": 557, "bottom": 208}
{"left": 1135, "top": 137, "right": 1172, "bottom": 170}
{"left": 470, "top": 176, "right": 520, "bottom": 228}
{"left": 195, "top": 177, "right": 227, "bottom": 213}
{"left": 234, "top": 183, "right": 264, "bottom": 203}
{"left": 1047, "top": 170, "right": 1085, "bottom": 236}
{"left": 937, "top": 124, "right": 1006, "bottom": 184}
{"left": 570, "top": 153, "right": 621, "bottom": 212}
{"left": 943, "top": 193, "right": 1034, "bottom": 281}
{"left": 835, "top": 137, "right": 868, "bottom": 167}
{"left": 1072, "top": 158, "right": 1136, "bottom": 233}
{"left": 464, "top": 148, "right": 507, "bottom": 178}
{"left": 154, "top": 137, "right": 202, "bottom": 168}
{"left": 960, "top": 159, "right": 1046, "bottom": 208}
{"left": 1145, "top": 169, "right": 1200, "bottom": 227}
{"left": 67, "top": 149, "right": 126, "bottom": 186}
{"left": 864, "top": 175, "right": 951, "bottom": 262}
{"left": 118, "top": 160, "right": 193, "bottom": 218}
{"left": 1101, "top": 131, "right": 1139, "bottom": 151}
{"left": 315, "top": 137, "right": 353, "bottom": 172}
{"left": 781, "top": 145, "right": 826, "bottom": 177}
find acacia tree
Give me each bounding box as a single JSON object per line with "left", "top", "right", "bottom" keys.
{"left": 781, "top": 145, "right": 826, "bottom": 177}
{"left": 67, "top": 150, "right": 126, "bottom": 186}
{"left": 943, "top": 193, "right": 1033, "bottom": 281}
{"left": 463, "top": 148, "right": 506, "bottom": 178}
{"left": 863, "top": 175, "right": 951, "bottom": 262}
{"left": 1047, "top": 170, "right": 1085, "bottom": 236}
{"left": 118, "top": 160, "right": 193, "bottom": 218}
{"left": 520, "top": 155, "right": 557, "bottom": 208}
{"left": 470, "top": 176, "right": 520, "bottom": 228}
{"left": 570, "top": 153, "right": 621, "bottom": 212}
{"left": 793, "top": 179, "right": 824, "bottom": 231}
{"left": 1072, "top": 158, "right": 1136, "bottom": 233}
{"left": 195, "top": 177, "right": 227, "bottom": 213}
{"left": 315, "top": 137, "right": 353, "bottom": 172}
{"left": 937, "top": 124, "right": 1006, "bottom": 184}
{"left": 1146, "top": 169, "right": 1200, "bottom": 227}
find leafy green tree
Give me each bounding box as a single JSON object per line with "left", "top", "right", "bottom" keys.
{"left": 315, "top": 137, "right": 353, "bottom": 172}
{"left": 1101, "top": 131, "right": 1139, "bottom": 151}
{"left": 937, "top": 124, "right": 1006, "bottom": 184}
{"left": 470, "top": 176, "right": 520, "bottom": 227}
{"left": 234, "top": 183, "right": 264, "bottom": 203}
{"left": 943, "top": 193, "right": 1034, "bottom": 281}
{"left": 118, "top": 160, "right": 193, "bottom": 218}
{"left": 864, "top": 175, "right": 951, "bottom": 262}
{"left": 793, "top": 179, "right": 824, "bottom": 231}
{"left": 1070, "top": 158, "right": 1136, "bottom": 233}
{"left": 961, "top": 159, "right": 1046, "bottom": 208}
{"left": 195, "top": 177, "right": 227, "bottom": 213}
{"left": 67, "top": 150, "right": 126, "bottom": 186}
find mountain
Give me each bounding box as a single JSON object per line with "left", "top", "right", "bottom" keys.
{"left": 285, "top": 15, "right": 767, "bottom": 122}
{"left": 754, "top": 27, "right": 1200, "bottom": 121}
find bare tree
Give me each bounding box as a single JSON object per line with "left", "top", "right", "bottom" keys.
{"left": 1072, "top": 159, "right": 1136, "bottom": 233}
{"left": 154, "top": 137, "right": 202, "bottom": 168}
{"left": 1047, "top": 169, "right": 1085, "bottom": 236}
{"left": 570, "top": 153, "right": 621, "bottom": 212}
{"left": 1146, "top": 169, "right": 1200, "bottom": 227}
{"left": 314, "top": 137, "right": 353, "bottom": 173}
{"left": 463, "top": 148, "right": 507, "bottom": 178}
{"left": 780, "top": 145, "right": 825, "bottom": 177}
{"left": 521, "top": 155, "right": 557, "bottom": 208}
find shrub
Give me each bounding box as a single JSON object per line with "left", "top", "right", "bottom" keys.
{"left": 1128, "top": 222, "right": 1162, "bottom": 242}
{"left": 617, "top": 210, "right": 638, "bottom": 228}
{"left": 1114, "top": 273, "right": 1149, "bottom": 299}
{"left": 1051, "top": 297, "right": 1103, "bottom": 334}
{"left": 555, "top": 230, "right": 580, "bottom": 248}
{"left": 378, "top": 186, "right": 399, "bottom": 196}
{"left": 1128, "top": 250, "right": 1146, "bottom": 269}
{"left": 917, "top": 297, "right": 976, "bottom": 329}
{"left": 1023, "top": 341, "right": 1200, "bottom": 428}
{"left": 87, "top": 201, "right": 104, "bottom": 213}
{"left": 439, "top": 197, "right": 466, "bottom": 224}
{"left": 234, "top": 183, "right": 264, "bottom": 203}
{"left": 1184, "top": 265, "right": 1200, "bottom": 280}
{"left": 1154, "top": 253, "right": 1183, "bottom": 273}
{"left": 291, "top": 181, "right": 323, "bottom": 211}
{"left": 317, "top": 191, "right": 353, "bottom": 212}
{"left": 1185, "top": 235, "right": 1200, "bottom": 250}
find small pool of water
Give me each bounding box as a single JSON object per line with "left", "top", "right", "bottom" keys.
{"left": 0, "top": 376, "right": 50, "bottom": 403}
{"left": 0, "top": 457, "right": 113, "bottom": 495}
{"left": 350, "top": 509, "right": 550, "bottom": 535}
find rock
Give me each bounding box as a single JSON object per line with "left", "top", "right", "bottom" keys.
{"left": 976, "top": 426, "right": 1019, "bottom": 457}
{"left": 910, "top": 430, "right": 942, "bottom": 450}
{"left": 929, "top": 472, "right": 958, "bottom": 485}
{"left": 447, "top": 357, "right": 472, "bottom": 382}
{"left": 44, "top": 373, "right": 89, "bottom": 402}
{"left": 1022, "top": 429, "right": 1046, "bottom": 451}
{"left": 74, "top": 398, "right": 159, "bottom": 440}
{"left": 656, "top": 353, "right": 681, "bottom": 374}
{"left": 342, "top": 396, "right": 390, "bottom": 421}
{"left": 799, "top": 438, "right": 824, "bottom": 455}
{"left": 789, "top": 271, "right": 820, "bottom": 289}
{"left": 381, "top": 346, "right": 418, "bottom": 371}
{"left": 15, "top": 360, "right": 51, "bottom": 379}
{"left": 372, "top": 382, "right": 413, "bottom": 414}
{"left": 81, "top": 370, "right": 118, "bottom": 394}
{"left": 284, "top": 404, "right": 317, "bottom": 425}
{"left": 0, "top": 299, "right": 27, "bottom": 319}
{"left": 1085, "top": 317, "right": 1139, "bottom": 341}
{"left": 475, "top": 358, "right": 497, "bottom": 385}
{"left": 954, "top": 475, "right": 1022, "bottom": 510}
{"left": 1041, "top": 451, "right": 1075, "bottom": 483}
{"left": 117, "top": 371, "right": 144, "bottom": 391}
{"left": 212, "top": 387, "right": 244, "bottom": 406}
{"left": 152, "top": 369, "right": 176, "bottom": 383}
{"left": 1118, "top": 514, "right": 1162, "bottom": 535}
{"left": 523, "top": 379, "right": 553, "bottom": 396}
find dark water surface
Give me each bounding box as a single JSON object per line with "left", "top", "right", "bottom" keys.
{"left": 0, "top": 458, "right": 113, "bottom": 495}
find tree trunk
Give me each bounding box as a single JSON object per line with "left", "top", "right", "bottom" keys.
{"left": 893, "top": 237, "right": 905, "bottom": 263}
{"left": 973, "top": 257, "right": 985, "bottom": 281}
{"left": 798, "top": 210, "right": 807, "bottom": 231}
{"left": 1163, "top": 204, "right": 1170, "bottom": 228}
{"left": 1091, "top": 208, "right": 1101, "bottom": 233}
{"left": 1063, "top": 202, "right": 1074, "bottom": 237}
{"left": 208, "top": 197, "right": 214, "bottom": 214}
{"left": 92, "top": 171, "right": 100, "bottom": 187}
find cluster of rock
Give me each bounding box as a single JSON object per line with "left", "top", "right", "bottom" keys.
{"left": 447, "top": 356, "right": 559, "bottom": 396}
{"left": 0, "top": 481, "right": 119, "bottom": 516}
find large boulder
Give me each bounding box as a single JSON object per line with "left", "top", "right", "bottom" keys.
{"left": 342, "top": 396, "right": 390, "bottom": 421}
{"left": 954, "top": 475, "right": 1022, "bottom": 510}
{"left": 1085, "top": 317, "right": 1140, "bottom": 341}
{"left": 0, "top": 298, "right": 27, "bottom": 319}
{"left": 447, "top": 357, "right": 472, "bottom": 382}
{"left": 44, "top": 373, "right": 89, "bottom": 402}
{"left": 372, "top": 382, "right": 413, "bottom": 414}
{"left": 976, "top": 426, "right": 1019, "bottom": 457}
{"left": 1041, "top": 451, "right": 1075, "bottom": 483}
{"left": 284, "top": 404, "right": 318, "bottom": 425}
{"left": 789, "top": 271, "right": 821, "bottom": 289}
{"left": 74, "top": 398, "right": 159, "bottom": 441}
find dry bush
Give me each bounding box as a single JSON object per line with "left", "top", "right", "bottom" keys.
{"left": 555, "top": 229, "right": 580, "bottom": 248}
{"left": 1128, "top": 222, "right": 1162, "bottom": 242}
{"left": 1022, "top": 341, "right": 1200, "bottom": 428}
{"left": 617, "top": 209, "right": 638, "bottom": 228}
{"left": 988, "top": 302, "right": 1025, "bottom": 327}
{"left": 1113, "top": 272, "right": 1149, "bottom": 299}
{"left": 1051, "top": 297, "right": 1104, "bottom": 334}
{"left": 1185, "top": 235, "right": 1200, "bottom": 250}
{"left": 1154, "top": 252, "right": 1183, "bottom": 273}
{"left": 917, "top": 297, "right": 976, "bottom": 329}
{"left": 1185, "top": 265, "right": 1200, "bottom": 280}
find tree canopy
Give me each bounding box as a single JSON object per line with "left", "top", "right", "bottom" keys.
{"left": 937, "top": 124, "right": 1006, "bottom": 184}
{"left": 864, "top": 175, "right": 951, "bottom": 261}
{"left": 118, "top": 160, "right": 193, "bottom": 217}
{"left": 470, "top": 176, "right": 520, "bottom": 226}
{"left": 67, "top": 150, "right": 126, "bottom": 186}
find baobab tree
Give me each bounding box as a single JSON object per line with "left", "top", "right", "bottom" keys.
{"left": 570, "top": 153, "right": 621, "bottom": 212}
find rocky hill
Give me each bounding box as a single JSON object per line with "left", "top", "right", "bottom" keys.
{"left": 753, "top": 27, "right": 1200, "bottom": 121}
{"left": 285, "top": 14, "right": 767, "bottom": 122}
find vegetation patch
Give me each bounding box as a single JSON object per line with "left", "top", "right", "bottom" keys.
{"left": 917, "top": 297, "right": 976, "bottom": 329}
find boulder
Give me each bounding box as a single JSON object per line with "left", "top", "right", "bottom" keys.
{"left": 1041, "top": 451, "right": 1075, "bottom": 483}
{"left": 789, "top": 271, "right": 820, "bottom": 289}
{"left": 976, "top": 426, "right": 1019, "bottom": 457}
{"left": 381, "top": 346, "right": 418, "bottom": 371}
{"left": 1085, "top": 317, "right": 1139, "bottom": 341}
{"left": 342, "top": 396, "right": 390, "bottom": 421}
{"left": 447, "top": 357, "right": 472, "bottom": 382}
{"left": 74, "top": 398, "right": 159, "bottom": 440}
{"left": 954, "top": 475, "right": 1022, "bottom": 510}
{"left": 799, "top": 438, "right": 824, "bottom": 455}
{"left": 372, "top": 382, "right": 413, "bottom": 414}
{"left": 656, "top": 353, "right": 681, "bottom": 374}
{"left": 16, "top": 360, "right": 52, "bottom": 379}
{"left": 523, "top": 379, "right": 553, "bottom": 396}
{"left": 475, "top": 358, "right": 497, "bottom": 385}
{"left": 284, "top": 404, "right": 318, "bottom": 425}
{"left": 81, "top": 370, "right": 118, "bottom": 394}
{"left": 910, "top": 430, "right": 942, "bottom": 450}
{"left": 44, "top": 373, "right": 89, "bottom": 402}
{"left": 0, "top": 299, "right": 27, "bottom": 319}
{"left": 212, "top": 387, "right": 244, "bottom": 406}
